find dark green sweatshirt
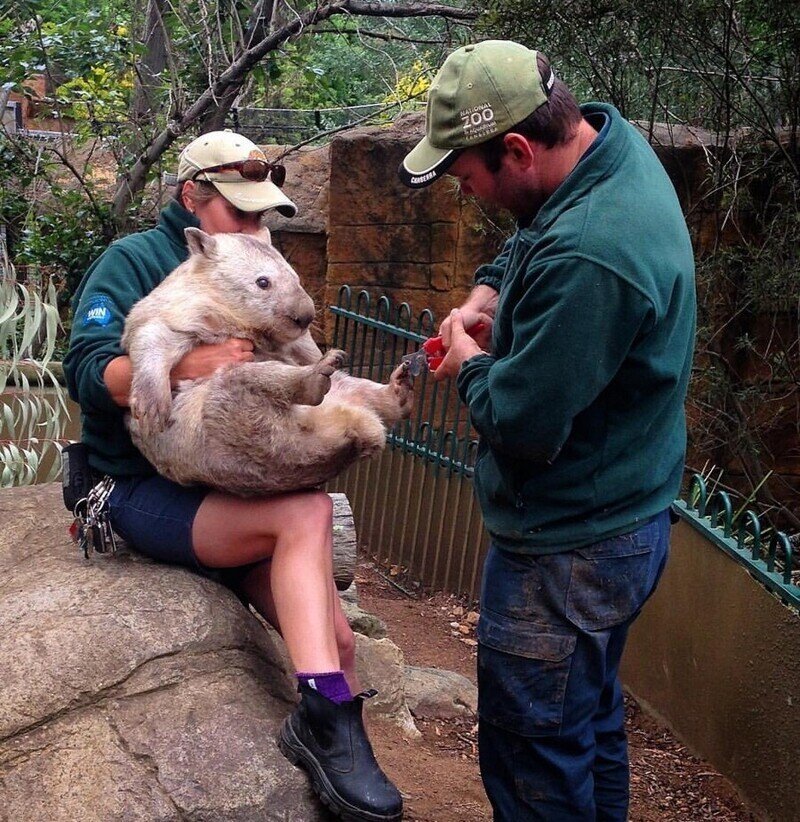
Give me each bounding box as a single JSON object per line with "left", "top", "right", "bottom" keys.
{"left": 63, "top": 201, "right": 200, "bottom": 477}
{"left": 457, "top": 103, "right": 696, "bottom": 554}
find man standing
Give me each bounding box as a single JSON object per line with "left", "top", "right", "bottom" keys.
{"left": 399, "top": 41, "right": 695, "bottom": 820}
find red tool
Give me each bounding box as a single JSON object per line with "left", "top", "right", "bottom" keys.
{"left": 401, "top": 322, "right": 487, "bottom": 376}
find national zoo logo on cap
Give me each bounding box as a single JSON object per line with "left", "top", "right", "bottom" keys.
{"left": 460, "top": 103, "right": 498, "bottom": 141}
{"left": 82, "top": 295, "right": 114, "bottom": 327}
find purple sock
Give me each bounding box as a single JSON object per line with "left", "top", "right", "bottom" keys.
{"left": 297, "top": 670, "right": 353, "bottom": 704}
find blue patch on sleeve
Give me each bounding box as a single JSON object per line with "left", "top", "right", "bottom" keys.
{"left": 82, "top": 295, "right": 114, "bottom": 327}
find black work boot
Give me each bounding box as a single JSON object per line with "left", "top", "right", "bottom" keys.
{"left": 279, "top": 684, "right": 403, "bottom": 821}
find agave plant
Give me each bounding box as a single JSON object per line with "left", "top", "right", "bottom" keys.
{"left": 0, "top": 251, "right": 69, "bottom": 487}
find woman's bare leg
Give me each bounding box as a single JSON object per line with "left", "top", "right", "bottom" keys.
{"left": 192, "top": 489, "right": 340, "bottom": 674}
{"left": 234, "top": 558, "right": 360, "bottom": 692}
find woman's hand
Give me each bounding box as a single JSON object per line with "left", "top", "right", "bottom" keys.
{"left": 170, "top": 338, "right": 255, "bottom": 384}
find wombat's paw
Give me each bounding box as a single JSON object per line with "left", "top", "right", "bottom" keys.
{"left": 316, "top": 348, "right": 348, "bottom": 377}
{"left": 296, "top": 351, "right": 344, "bottom": 406}
{"left": 390, "top": 362, "right": 415, "bottom": 419}
{"left": 129, "top": 385, "right": 172, "bottom": 436}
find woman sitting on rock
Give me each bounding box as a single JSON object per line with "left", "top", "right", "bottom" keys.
{"left": 64, "top": 130, "right": 403, "bottom": 822}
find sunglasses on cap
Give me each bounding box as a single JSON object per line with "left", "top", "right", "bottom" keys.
{"left": 192, "top": 159, "right": 286, "bottom": 188}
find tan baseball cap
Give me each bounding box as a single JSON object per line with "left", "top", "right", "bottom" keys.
{"left": 177, "top": 130, "right": 297, "bottom": 218}
{"left": 399, "top": 41, "right": 554, "bottom": 188}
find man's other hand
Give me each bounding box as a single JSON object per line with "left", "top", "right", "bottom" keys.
{"left": 438, "top": 308, "right": 494, "bottom": 350}
{"left": 434, "top": 309, "right": 483, "bottom": 382}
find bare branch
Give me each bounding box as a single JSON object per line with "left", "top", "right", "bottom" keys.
{"left": 111, "top": 0, "right": 478, "bottom": 222}
{"left": 311, "top": 27, "right": 449, "bottom": 45}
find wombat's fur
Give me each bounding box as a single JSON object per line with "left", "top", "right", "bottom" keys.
{"left": 122, "top": 227, "right": 413, "bottom": 496}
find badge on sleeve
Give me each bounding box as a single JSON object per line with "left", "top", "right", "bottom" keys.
{"left": 82, "top": 295, "right": 114, "bottom": 327}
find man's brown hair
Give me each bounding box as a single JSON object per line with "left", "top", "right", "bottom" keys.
{"left": 477, "top": 54, "right": 583, "bottom": 172}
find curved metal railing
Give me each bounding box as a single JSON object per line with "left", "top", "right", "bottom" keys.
{"left": 674, "top": 474, "right": 799, "bottom": 608}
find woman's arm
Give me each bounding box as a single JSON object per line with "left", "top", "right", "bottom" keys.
{"left": 103, "top": 339, "right": 256, "bottom": 408}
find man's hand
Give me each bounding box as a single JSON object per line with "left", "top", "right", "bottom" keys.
{"left": 433, "top": 309, "right": 484, "bottom": 382}
{"left": 438, "top": 308, "right": 494, "bottom": 350}
{"left": 437, "top": 283, "right": 497, "bottom": 352}
{"left": 170, "top": 338, "right": 255, "bottom": 384}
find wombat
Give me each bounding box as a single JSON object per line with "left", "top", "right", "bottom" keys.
{"left": 122, "top": 227, "right": 413, "bottom": 497}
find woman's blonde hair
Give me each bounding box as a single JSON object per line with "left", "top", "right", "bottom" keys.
{"left": 174, "top": 179, "right": 219, "bottom": 209}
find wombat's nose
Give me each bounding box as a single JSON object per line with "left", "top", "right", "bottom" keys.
{"left": 292, "top": 309, "right": 315, "bottom": 330}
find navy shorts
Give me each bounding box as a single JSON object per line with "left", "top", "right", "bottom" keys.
{"left": 107, "top": 474, "right": 209, "bottom": 569}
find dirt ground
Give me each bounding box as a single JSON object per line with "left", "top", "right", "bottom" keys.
{"left": 356, "top": 560, "right": 758, "bottom": 822}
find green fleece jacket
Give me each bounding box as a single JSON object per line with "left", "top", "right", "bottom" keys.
{"left": 457, "top": 103, "right": 696, "bottom": 554}
{"left": 64, "top": 201, "right": 200, "bottom": 477}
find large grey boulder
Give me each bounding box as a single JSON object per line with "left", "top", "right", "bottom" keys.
{"left": 0, "top": 484, "right": 322, "bottom": 820}
{"left": 403, "top": 666, "right": 478, "bottom": 720}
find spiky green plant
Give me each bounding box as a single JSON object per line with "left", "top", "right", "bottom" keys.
{"left": 0, "top": 251, "right": 69, "bottom": 487}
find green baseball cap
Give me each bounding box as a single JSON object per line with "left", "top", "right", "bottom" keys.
{"left": 399, "top": 40, "right": 554, "bottom": 189}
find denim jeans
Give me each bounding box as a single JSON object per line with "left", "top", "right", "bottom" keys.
{"left": 477, "top": 510, "right": 671, "bottom": 821}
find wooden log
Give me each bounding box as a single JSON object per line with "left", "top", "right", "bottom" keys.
{"left": 331, "top": 492, "right": 357, "bottom": 591}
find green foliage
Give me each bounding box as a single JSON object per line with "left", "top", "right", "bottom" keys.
{"left": 0, "top": 1, "right": 132, "bottom": 85}
{"left": 384, "top": 60, "right": 434, "bottom": 107}
{"left": 0, "top": 135, "right": 113, "bottom": 307}
{"left": 56, "top": 65, "right": 134, "bottom": 123}
{"left": 481, "top": 0, "right": 800, "bottom": 134}
{"left": 15, "top": 190, "right": 112, "bottom": 301}
{"left": 226, "top": 14, "right": 456, "bottom": 123}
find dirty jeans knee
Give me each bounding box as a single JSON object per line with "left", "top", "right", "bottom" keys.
{"left": 476, "top": 511, "right": 671, "bottom": 822}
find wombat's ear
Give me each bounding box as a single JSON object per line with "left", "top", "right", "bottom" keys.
{"left": 185, "top": 227, "right": 219, "bottom": 259}
{"left": 256, "top": 226, "right": 272, "bottom": 245}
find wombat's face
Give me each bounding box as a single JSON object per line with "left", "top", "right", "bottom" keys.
{"left": 185, "top": 228, "right": 316, "bottom": 342}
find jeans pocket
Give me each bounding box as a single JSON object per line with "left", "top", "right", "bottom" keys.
{"left": 566, "top": 524, "right": 659, "bottom": 632}
{"left": 477, "top": 610, "right": 577, "bottom": 737}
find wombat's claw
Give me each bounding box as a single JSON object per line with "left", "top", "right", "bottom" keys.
{"left": 130, "top": 393, "right": 171, "bottom": 436}
{"left": 389, "top": 362, "right": 414, "bottom": 419}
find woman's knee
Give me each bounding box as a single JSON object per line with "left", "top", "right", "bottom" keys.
{"left": 282, "top": 491, "right": 333, "bottom": 534}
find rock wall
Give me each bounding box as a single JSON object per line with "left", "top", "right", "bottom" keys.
{"left": 263, "top": 114, "right": 508, "bottom": 341}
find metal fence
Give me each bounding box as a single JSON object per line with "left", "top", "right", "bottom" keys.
{"left": 324, "top": 286, "right": 800, "bottom": 606}
{"left": 324, "top": 286, "right": 489, "bottom": 598}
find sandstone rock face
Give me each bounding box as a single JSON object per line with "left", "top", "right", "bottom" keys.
{"left": 325, "top": 113, "right": 507, "bottom": 325}
{"left": 262, "top": 144, "right": 330, "bottom": 236}
{"left": 355, "top": 635, "right": 419, "bottom": 739}
{"left": 0, "top": 483, "right": 379, "bottom": 820}
{"left": 340, "top": 599, "right": 388, "bottom": 639}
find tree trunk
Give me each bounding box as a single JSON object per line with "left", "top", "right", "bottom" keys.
{"left": 200, "top": 0, "right": 277, "bottom": 133}
{"left": 130, "top": 0, "right": 171, "bottom": 130}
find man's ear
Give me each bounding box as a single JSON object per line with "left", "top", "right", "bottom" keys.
{"left": 185, "top": 227, "right": 218, "bottom": 259}
{"left": 503, "top": 133, "right": 536, "bottom": 170}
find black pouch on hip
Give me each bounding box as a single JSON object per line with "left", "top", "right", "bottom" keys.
{"left": 62, "top": 442, "right": 94, "bottom": 513}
